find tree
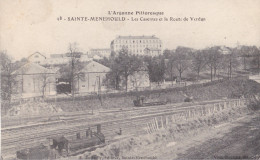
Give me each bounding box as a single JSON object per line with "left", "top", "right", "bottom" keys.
{"left": 173, "top": 47, "right": 192, "bottom": 81}
{"left": 38, "top": 71, "right": 55, "bottom": 98}
{"left": 166, "top": 56, "right": 175, "bottom": 85}
{"left": 163, "top": 49, "right": 172, "bottom": 59}
{"left": 191, "top": 50, "right": 207, "bottom": 80}
{"left": 223, "top": 47, "right": 240, "bottom": 79}
{"left": 163, "top": 50, "right": 176, "bottom": 85}
{"left": 239, "top": 45, "right": 258, "bottom": 70}
{"left": 146, "top": 57, "right": 165, "bottom": 85}
{"left": 60, "top": 43, "right": 85, "bottom": 97}
{"left": 205, "top": 46, "right": 223, "bottom": 81}
{"left": 0, "top": 51, "right": 17, "bottom": 105}
{"left": 248, "top": 46, "right": 260, "bottom": 73}
{"left": 105, "top": 49, "right": 142, "bottom": 91}
{"left": 106, "top": 56, "right": 122, "bottom": 90}
{"left": 117, "top": 49, "right": 142, "bottom": 91}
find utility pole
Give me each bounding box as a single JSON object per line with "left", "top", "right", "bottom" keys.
{"left": 98, "top": 76, "right": 102, "bottom": 106}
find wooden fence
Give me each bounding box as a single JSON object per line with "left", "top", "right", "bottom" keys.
{"left": 145, "top": 98, "right": 247, "bottom": 134}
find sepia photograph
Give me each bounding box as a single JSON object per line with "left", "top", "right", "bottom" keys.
{"left": 1, "top": 0, "right": 260, "bottom": 159}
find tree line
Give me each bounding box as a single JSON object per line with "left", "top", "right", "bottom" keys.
{"left": 1, "top": 44, "right": 260, "bottom": 104}
{"left": 98, "top": 45, "right": 260, "bottom": 91}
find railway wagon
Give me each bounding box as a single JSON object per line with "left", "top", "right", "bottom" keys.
{"left": 16, "top": 124, "right": 105, "bottom": 160}
{"left": 133, "top": 96, "right": 167, "bottom": 107}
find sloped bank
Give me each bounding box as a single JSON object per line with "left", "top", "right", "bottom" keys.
{"left": 53, "top": 78, "right": 260, "bottom": 112}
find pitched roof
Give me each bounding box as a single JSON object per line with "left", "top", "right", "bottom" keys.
{"left": 12, "top": 62, "right": 55, "bottom": 75}
{"left": 80, "top": 60, "right": 110, "bottom": 73}
{"left": 115, "top": 35, "right": 159, "bottom": 39}
{"left": 27, "top": 52, "right": 46, "bottom": 59}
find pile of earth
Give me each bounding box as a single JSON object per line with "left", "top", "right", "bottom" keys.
{"left": 6, "top": 101, "right": 63, "bottom": 116}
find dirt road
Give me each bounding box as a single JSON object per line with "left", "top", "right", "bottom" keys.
{"left": 160, "top": 112, "right": 260, "bottom": 159}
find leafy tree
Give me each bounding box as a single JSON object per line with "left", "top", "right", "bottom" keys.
{"left": 239, "top": 45, "right": 259, "bottom": 70}
{"left": 247, "top": 46, "right": 260, "bottom": 72}
{"left": 163, "top": 49, "right": 172, "bottom": 59}
{"left": 166, "top": 56, "right": 175, "bottom": 84}
{"left": 106, "top": 49, "right": 142, "bottom": 91}
{"left": 117, "top": 49, "right": 142, "bottom": 91}
{"left": 106, "top": 57, "right": 122, "bottom": 90}
{"left": 146, "top": 57, "right": 165, "bottom": 85}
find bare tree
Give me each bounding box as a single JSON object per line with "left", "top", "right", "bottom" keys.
{"left": 0, "top": 51, "right": 18, "bottom": 106}
{"left": 65, "top": 43, "right": 84, "bottom": 98}
{"left": 37, "top": 71, "right": 55, "bottom": 99}
{"left": 224, "top": 47, "right": 240, "bottom": 79}
{"left": 165, "top": 53, "right": 176, "bottom": 85}
{"left": 205, "top": 46, "right": 222, "bottom": 81}
{"left": 191, "top": 50, "right": 207, "bottom": 80}
{"left": 172, "top": 47, "right": 193, "bottom": 82}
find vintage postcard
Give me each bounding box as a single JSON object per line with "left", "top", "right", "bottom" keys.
{"left": 1, "top": 0, "right": 260, "bottom": 159}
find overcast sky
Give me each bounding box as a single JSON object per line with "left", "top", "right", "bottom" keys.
{"left": 0, "top": 0, "right": 260, "bottom": 60}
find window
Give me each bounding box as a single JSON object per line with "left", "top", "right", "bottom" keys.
{"left": 82, "top": 85, "right": 85, "bottom": 87}
{"left": 35, "top": 55, "right": 39, "bottom": 58}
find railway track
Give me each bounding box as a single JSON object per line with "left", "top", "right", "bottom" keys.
{"left": 1, "top": 99, "right": 235, "bottom": 158}
{"left": 1, "top": 102, "right": 211, "bottom": 145}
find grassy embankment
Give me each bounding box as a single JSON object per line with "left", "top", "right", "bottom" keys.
{"left": 55, "top": 78, "right": 260, "bottom": 112}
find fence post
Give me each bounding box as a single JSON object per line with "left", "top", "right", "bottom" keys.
{"left": 166, "top": 116, "right": 168, "bottom": 128}
{"left": 155, "top": 118, "right": 159, "bottom": 130}
{"left": 148, "top": 123, "right": 152, "bottom": 133}
{"left": 150, "top": 122, "right": 154, "bottom": 133}
{"left": 161, "top": 116, "right": 164, "bottom": 128}
{"left": 147, "top": 123, "right": 151, "bottom": 134}
{"left": 152, "top": 119, "right": 157, "bottom": 131}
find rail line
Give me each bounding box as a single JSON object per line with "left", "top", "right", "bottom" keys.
{"left": 1, "top": 99, "right": 240, "bottom": 158}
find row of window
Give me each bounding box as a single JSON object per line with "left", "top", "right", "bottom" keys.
{"left": 115, "top": 39, "right": 160, "bottom": 44}
{"left": 114, "top": 48, "right": 161, "bottom": 54}
{"left": 114, "top": 44, "right": 161, "bottom": 48}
